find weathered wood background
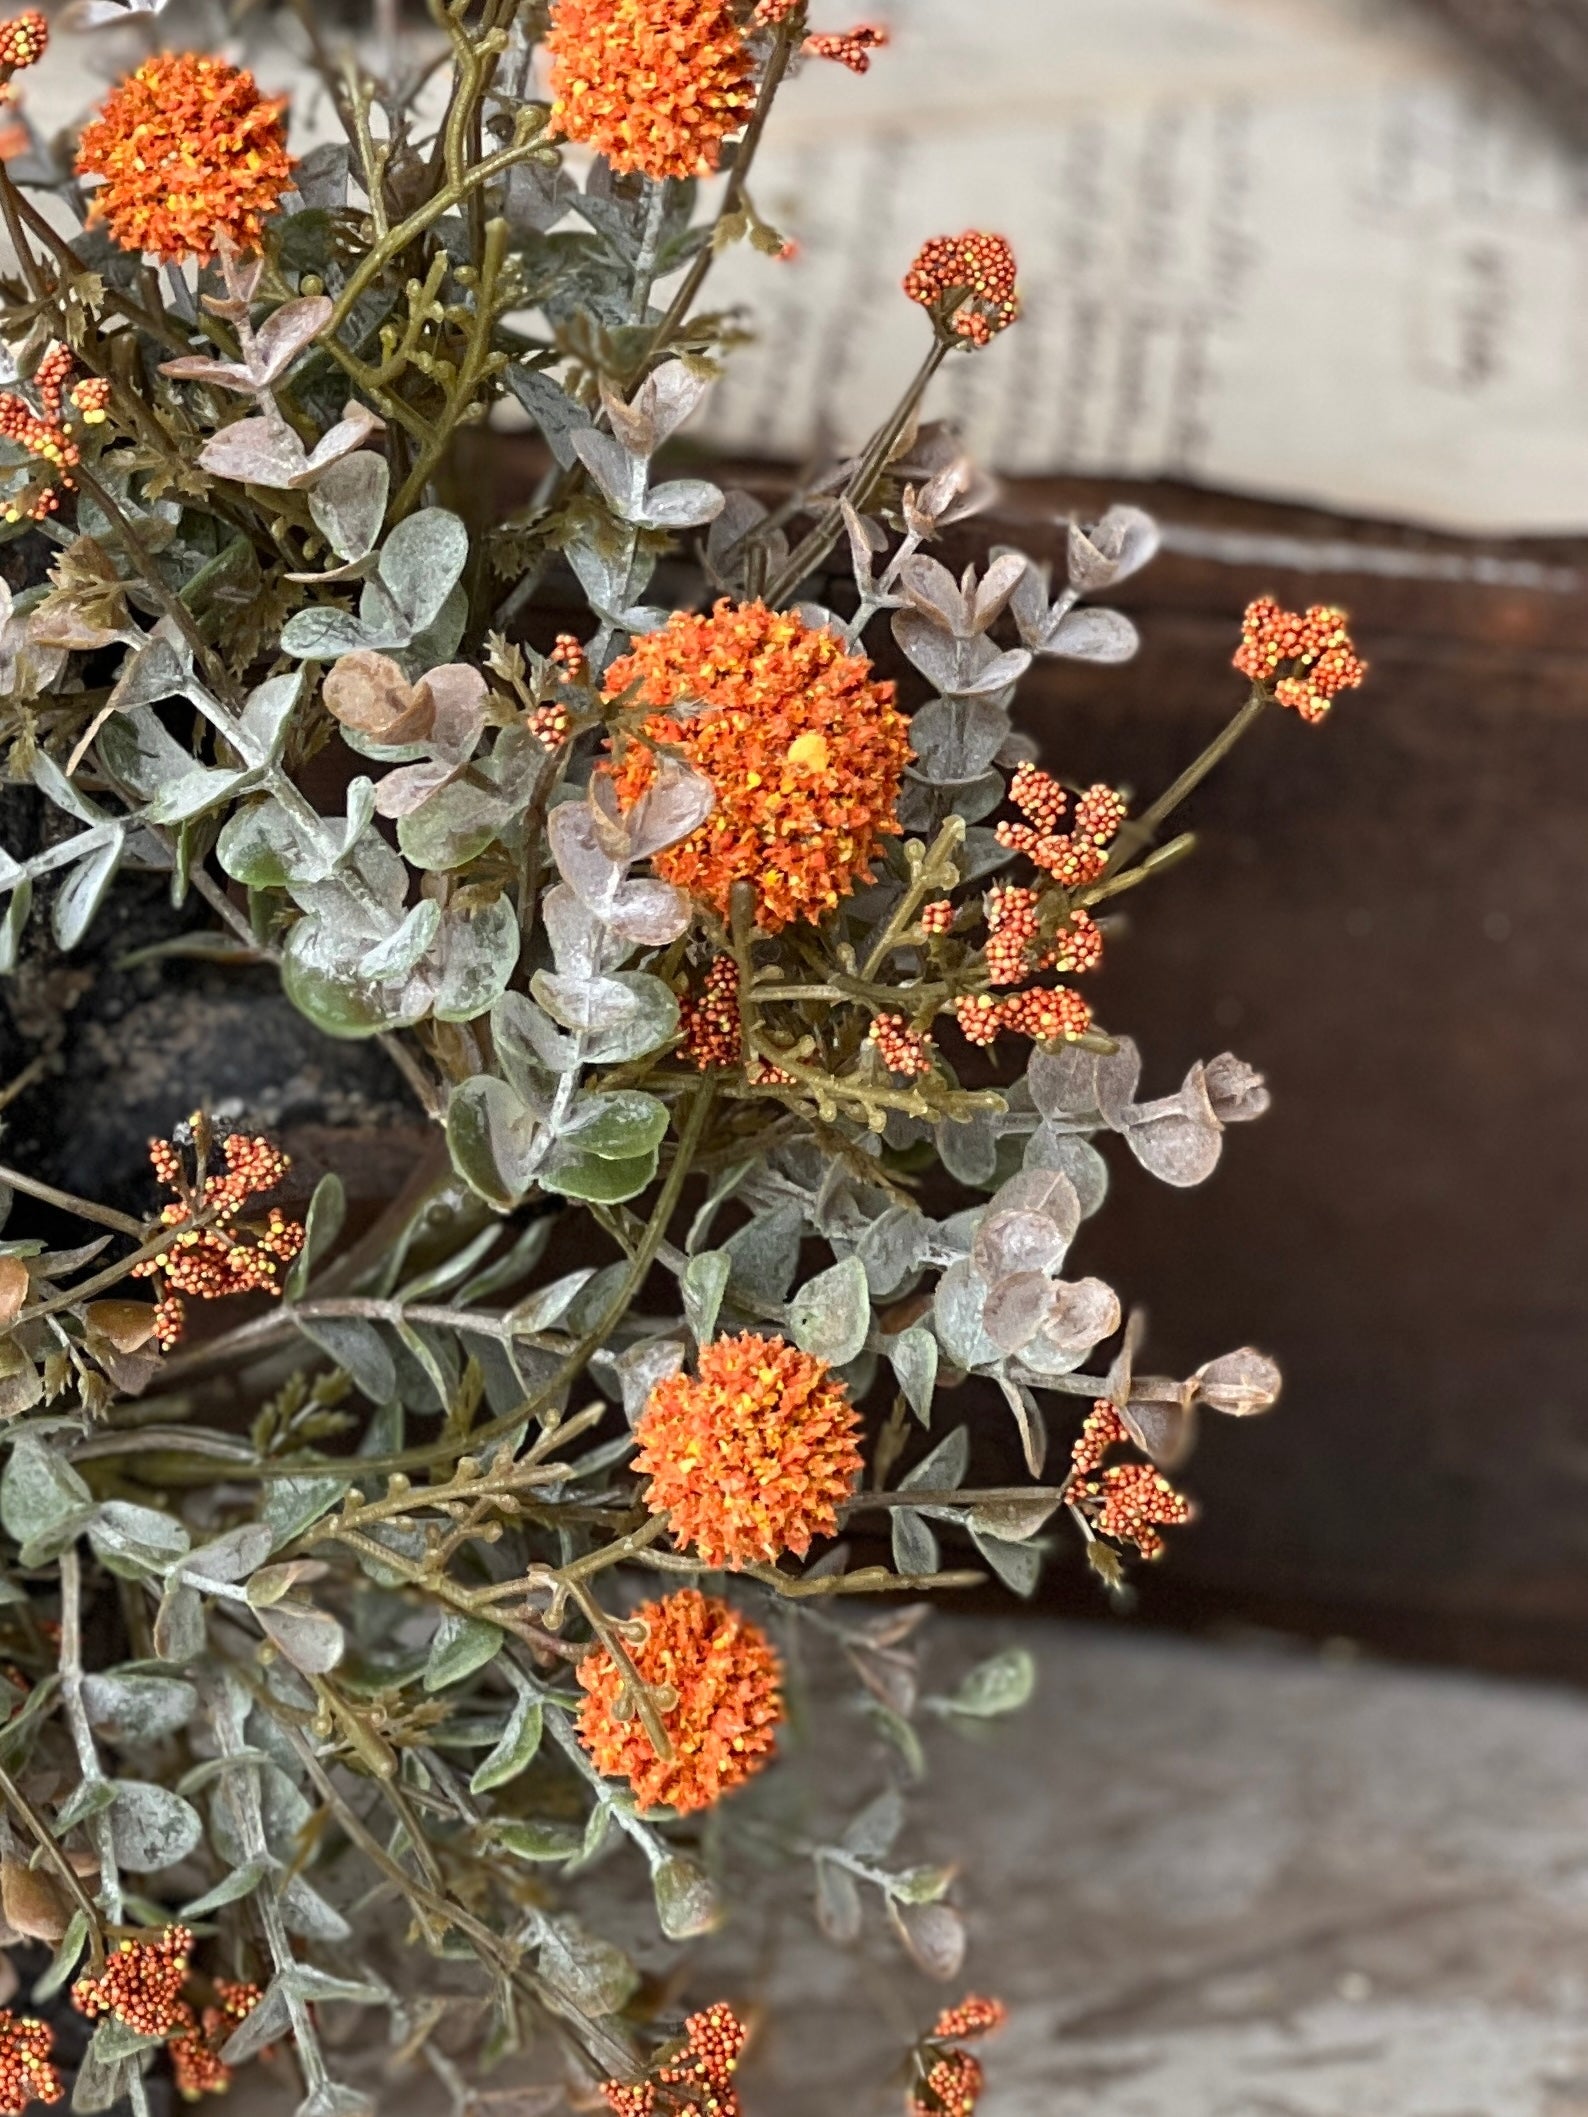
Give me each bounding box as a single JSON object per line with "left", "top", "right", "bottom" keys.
{"left": 946, "top": 475, "right": 1588, "bottom": 1676}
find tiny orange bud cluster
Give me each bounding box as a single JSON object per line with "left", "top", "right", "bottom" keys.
{"left": 0, "top": 346, "right": 108, "bottom": 525}
{"left": 76, "top": 54, "right": 293, "bottom": 264}
{"left": 549, "top": 631, "right": 587, "bottom": 680}
{"left": 752, "top": 0, "right": 800, "bottom": 20}
{"left": 0, "top": 2011, "right": 61, "bottom": 2117}
{"left": 546, "top": 0, "right": 754, "bottom": 181}
{"left": 1066, "top": 1402, "right": 1193, "bottom": 1560}
{"left": 577, "top": 1588, "right": 782, "bottom": 1814}
{"left": 602, "top": 2000, "right": 749, "bottom": 2117}
{"left": 168, "top": 1978, "right": 263, "bottom": 2101}
{"left": 931, "top": 1998, "right": 1007, "bottom": 2043}
{"left": 0, "top": 11, "right": 45, "bottom": 72}
{"left": 995, "top": 769, "right": 1124, "bottom": 886}
{"left": 904, "top": 232, "right": 1020, "bottom": 345}
{"left": 1234, "top": 596, "right": 1366, "bottom": 724}
{"left": 679, "top": 953, "right": 743, "bottom": 1071}
{"left": 869, "top": 1011, "right": 934, "bottom": 1077}
{"left": 72, "top": 1927, "right": 193, "bottom": 2040}
{"left": 635, "top": 1331, "right": 862, "bottom": 1566}
{"left": 908, "top": 1995, "right": 1006, "bottom": 2117}
{"left": 132, "top": 1129, "right": 304, "bottom": 1347}
{"left": 954, "top": 983, "right": 1091, "bottom": 1049}
{"left": 804, "top": 22, "right": 888, "bottom": 71}
{"left": 984, "top": 883, "right": 1042, "bottom": 987}
{"left": 918, "top": 897, "right": 956, "bottom": 936}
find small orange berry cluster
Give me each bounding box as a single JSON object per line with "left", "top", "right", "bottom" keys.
{"left": 1234, "top": 596, "right": 1366, "bottom": 724}
{"left": 603, "top": 2001, "right": 748, "bottom": 2117}
{"left": 804, "top": 22, "right": 888, "bottom": 71}
{"left": 132, "top": 1127, "right": 304, "bottom": 1349}
{"left": 918, "top": 897, "right": 956, "bottom": 937}
{"left": 679, "top": 954, "right": 743, "bottom": 1071}
{"left": 0, "top": 2011, "right": 61, "bottom": 2117}
{"left": 0, "top": 10, "right": 45, "bottom": 72}
{"left": 577, "top": 1588, "right": 782, "bottom": 1815}
{"left": 996, "top": 765, "right": 1125, "bottom": 885}
{"left": 167, "top": 1980, "right": 264, "bottom": 2102}
{"left": 955, "top": 984, "right": 1092, "bottom": 1049}
{"left": 904, "top": 233, "right": 1020, "bottom": 345}
{"left": 525, "top": 632, "right": 585, "bottom": 748}
{"left": 1065, "top": 1402, "right": 1194, "bottom": 1561}
{"left": 983, "top": 887, "right": 1102, "bottom": 987}
{"left": 73, "top": 1927, "right": 193, "bottom": 2040}
{"left": 907, "top": 1996, "right": 1006, "bottom": 2117}
{"left": 0, "top": 346, "right": 110, "bottom": 526}
{"left": 868, "top": 1010, "right": 934, "bottom": 1077}
{"left": 751, "top": 0, "right": 799, "bottom": 20}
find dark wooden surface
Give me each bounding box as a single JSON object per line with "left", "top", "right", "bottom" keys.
{"left": 959, "top": 476, "right": 1588, "bottom": 1675}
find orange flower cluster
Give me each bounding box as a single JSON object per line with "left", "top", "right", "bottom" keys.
{"left": 679, "top": 954, "right": 742, "bottom": 1071}
{"left": 908, "top": 1996, "right": 1006, "bottom": 2117}
{"left": 576, "top": 1588, "right": 782, "bottom": 1814}
{"left": 606, "top": 600, "right": 910, "bottom": 932}
{"left": 752, "top": 0, "right": 799, "bottom": 20}
{"left": 133, "top": 1129, "right": 304, "bottom": 1347}
{"left": 1234, "top": 596, "right": 1366, "bottom": 724}
{"left": 918, "top": 897, "right": 956, "bottom": 937}
{"left": 73, "top": 1928, "right": 192, "bottom": 2040}
{"left": 0, "top": 347, "right": 109, "bottom": 526}
{"left": 602, "top": 2002, "right": 748, "bottom": 2117}
{"left": 931, "top": 1999, "right": 1008, "bottom": 2043}
{"left": 527, "top": 634, "right": 586, "bottom": 747}
{"left": 869, "top": 1011, "right": 934, "bottom": 1077}
{"left": 1068, "top": 1400, "right": 1127, "bottom": 1479}
{"left": 0, "top": 11, "right": 45, "bottom": 70}
{"left": 804, "top": 22, "right": 888, "bottom": 70}
{"left": 954, "top": 983, "right": 1091, "bottom": 1050}
{"left": 168, "top": 2011, "right": 228, "bottom": 2102}
{"left": 550, "top": 631, "right": 587, "bottom": 679}
{"left": 1066, "top": 1403, "right": 1192, "bottom": 1560}
{"left": 76, "top": 54, "right": 293, "bottom": 264}
{"left": 984, "top": 883, "right": 1041, "bottom": 987}
{"left": 634, "top": 1332, "right": 862, "bottom": 1566}
{"left": 545, "top": 0, "right": 754, "bottom": 181}
{"left": 0, "top": 2013, "right": 61, "bottom": 2117}
{"left": 526, "top": 701, "right": 571, "bottom": 748}
{"left": 1052, "top": 907, "right": 1103, "bottom": 975}
{"left": 995, "top": 767, "right": 1125, "bottom": 885}
{"left": 167, "top": 1980, "right": 263, "bottom": 2101}
{"left": 904, "top": 233, "right": 1020, "bottom": 345}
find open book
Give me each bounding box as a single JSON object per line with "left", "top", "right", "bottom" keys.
{"left": 702, "top": 0, "right": 1588, "bottom": 535}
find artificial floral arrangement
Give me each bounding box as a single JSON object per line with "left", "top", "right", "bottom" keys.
{"left": 0, "top": 1, "right": 1367, "bottom": 2113}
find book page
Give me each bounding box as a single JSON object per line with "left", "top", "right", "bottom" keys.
{"left": 702, "top": 0, "right": 1588, "bottom": 534}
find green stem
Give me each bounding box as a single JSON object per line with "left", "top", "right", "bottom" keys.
{"left": 764, "top": 339, "right": 950, "bottom": 605}
{"left": 1105, "top": 685, "right": 1268, "bottom": 871}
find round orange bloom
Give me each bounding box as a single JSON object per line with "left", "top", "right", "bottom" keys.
{"left": 576, "top": 1589, "right": 782, "bottom": 1815}
{"left": 634, "top": 1332, "right": 863, "bottom": 1567}
{"left": 606, "top": 600, "right": 910, "bottom": 932}
{"left": 76, "top": 54, "right": 293, "bottom": 265}
{"left": 546, "top": 0, "right": 755, "bottom": 182}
